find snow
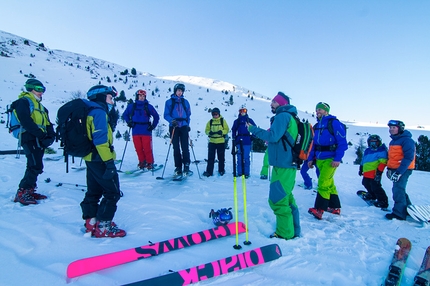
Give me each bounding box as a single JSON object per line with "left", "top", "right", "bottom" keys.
{"left": 1, "top": 29, "right": 430, "bottom": 286}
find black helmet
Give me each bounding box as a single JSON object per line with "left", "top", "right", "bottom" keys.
{"left": 87, "top": 85, "right": 118, "bottom": 100}
{"left": 25, "top": 79, "right": 45, "bottom": 92}
{"left": 387, "top": 120, "right": 405, "bottom": 133}
{"left": 174, "top": 83, "right": 185, "bottom": 94}
{"left": 211, "top": 107, "right": 220, "bottom": 115}
{"left": 367, "top": 134, "right": 382, "bottom": 150}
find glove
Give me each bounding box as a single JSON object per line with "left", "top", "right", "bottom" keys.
{"left": 127, "top": 121, "right": 134, "bottom": 128}
{"left": 171, "top": 120, "right": 178, "bottom": 127}
{"left": 41, "top": 136, "right": 55, "bottom": 148}
{"left": 374, "top": 171, "right": 382, "bottom": 183}
{"left": 389, "top": 172, "right": 401, "bottom": 182}
{"left": 102, "top": 160, "right": 117, "bottom": 180}
{"left": 216, "top": 130, "right": 222, "bottom": 135}
{"left": 147, "top": 124, "right": 154, "bottom": 131}
{"left": 358, "top": 165, "right": 363, "bottom": 176}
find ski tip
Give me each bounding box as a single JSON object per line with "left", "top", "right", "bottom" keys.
{"left": 156, "top": 177, "right": 164, "bottom": 180}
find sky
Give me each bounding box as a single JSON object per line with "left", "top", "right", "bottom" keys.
{"left": 1, "top": 0, "right": 430, "bottom": 126}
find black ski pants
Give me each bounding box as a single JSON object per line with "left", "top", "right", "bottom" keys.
{"left": 81, "top": 160, "right": 121, "bottom": 222}
{"left": 19, "top": 140, "right": 44, "bottom": 189}
{"left": 170, "top": 126, "right": 190, "bottom": 169}
{"left": 206, "top": 142, "right": 225, "bottom": 175}
{"left": 362, "top": 177, "right": 388, "bottom": 203}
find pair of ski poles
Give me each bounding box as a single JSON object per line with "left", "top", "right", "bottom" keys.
{"left": 232, "top": 139, "right": 251, "bottom": 249}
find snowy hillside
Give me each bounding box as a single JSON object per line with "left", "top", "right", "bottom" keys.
{"left": 1, "top": 30, "right": 430, "bottom": 286}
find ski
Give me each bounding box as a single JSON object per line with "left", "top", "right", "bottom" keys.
{"left": 67, "top": 222, "right": 246, "bottom": 278}
{"left": 71, "top": 166, "right": 86, "bottom": 171}
{"left": 123, "top": 243, "right": 282, "bottom": 286}
{"left": 173, "top": 171, "right": 193, "bottom": 181}
{"left": 384, "top": 237, "right": 412, "bottom": 286}
{"left": 122, "top": 164, "right": 163, "bottom": 175}
{"left": 407, "top": 205, "right": 430, "bottom": 223}
{"left": 43, "top": 155, "right": 63, "bottom": 161}
{"left": 414, "top": 246, "right": 430, "bottom": 286}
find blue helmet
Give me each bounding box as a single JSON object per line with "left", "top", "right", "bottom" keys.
{"left": 387, "top": 120, "right": 405, "bottom": 133}
{"left": 209, "top": 208, "right": 233, "bottom": 226}
{"left": 87, "top": 85, "right": 118, "bottom": 100}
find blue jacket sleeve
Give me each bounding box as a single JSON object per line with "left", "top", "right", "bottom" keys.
{"left": 332, "top": 120, "right": 348, "bottom": 162}
{"left": 163, "top": 99, "right": 173, "bottom": 124}
{"left": 150, "top": 105, "right": 160, "bottom": 128}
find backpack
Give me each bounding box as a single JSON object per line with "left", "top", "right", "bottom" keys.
{"left": 209, "top": 117, "right": 229, "bottom": 148}
{"left": 6, "top": 97, "right": 34, "bottom": 140}
{"left": 127, "top": 102, "right": 151, "bottom": 122}
{"left": 314, "top": 118, "right": 347, "bottom": 136}
{"left": 56, "top": 99, "right": 100, "bottom": 158}
{"left": 281, "top": 113, "right": 314, "bottom": 166}
{"left": 169, "top": 98, "right": 188, "bottom": 120}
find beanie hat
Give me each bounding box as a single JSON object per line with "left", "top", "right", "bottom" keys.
{"left": 316, "top": 102, "right": 330, "bottom": 113}
{"left": 25, "top": 79, "right": 45, "bottom": 92}
{"left": 273, "top": 92, "right": 290, "bottom": 106}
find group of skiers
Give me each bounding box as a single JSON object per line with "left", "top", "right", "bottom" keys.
{"left": 11, "top": 79, "right": 416, "bottom": 240}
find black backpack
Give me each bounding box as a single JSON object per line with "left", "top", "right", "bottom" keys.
{"left": 56, "top": 99, "right": 100, "bottom": 158}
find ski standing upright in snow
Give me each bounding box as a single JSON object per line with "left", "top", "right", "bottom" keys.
{"left": 384, "top": 237, "right": 412, "bottom": 286}
{"left": 123, "top": 243, "right": 282, "bottom": 286}
{"left": 413, "top": 246, "right": 430, "bottom": 286}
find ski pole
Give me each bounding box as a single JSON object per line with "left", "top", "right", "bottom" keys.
{"left": 232, "top": 141, "right": 242, "bottom": 250}
{"left": 156, "top": 127, "right": 175, "bottom": 180}
{"left": 44, "top": 177, "right": 86, "bottom": 191}
{"left": 239, "top": 139, "right": 251, "bottom": 245}
{"left": 189, "top": 138, "right": 201, "bottom": 179}
{"left": 119, "top": 127, "right": 131, "bottom": 171}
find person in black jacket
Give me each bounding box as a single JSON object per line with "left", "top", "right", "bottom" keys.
{"left": 13, "top": 79, "right": 55, "bottom": 205}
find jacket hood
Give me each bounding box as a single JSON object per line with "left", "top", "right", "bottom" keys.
{"left": 391, "top": 129, "right": 412, "bottom": 140}
{"left": 276, "top": 104, "right": 297, "bottom": 116}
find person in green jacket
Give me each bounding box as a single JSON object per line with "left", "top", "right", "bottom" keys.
{"left": 247, "top": 92, "right": 300, "bottom": 240}
{"left": 203, "top": 108, "right": 230, "bottom": 177}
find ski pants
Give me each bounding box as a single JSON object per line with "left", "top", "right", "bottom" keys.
{"left": 268, "top": 167, "right": 300, "bottom": 239}
{"left": 314, "top": 158, "right": 341, "bottom": 210}
{"left": 19, "top": 141, "right": 44, "bottom": 189}
{"left": 133, "top": 135, "right": 154, "bottom": 164}
{"left": 170, "top": 126, "right": 190, "bottom": 169}
{"left": 362, "top": 177, "right": 388, "bottom": 203}
{"left": 81, "top": 160, "right": 121, "bottom": 222}
{"left": 391, "top": 169, "right": 412, "bottom": 219}
{"left": 206, "top": 142, "right": 225, "bottom": 175}
{"left": 236, "top": 144, "right": 251, "bottom": 176}
{"left": 300, "top": 159, "right": 320, "bottom": 189}
{"left": 260, "top": 149, "right": 269, "bottom": 177}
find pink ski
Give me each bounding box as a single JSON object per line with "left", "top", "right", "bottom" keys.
{"left": 67, "top": 222, "right": 246, "bottom": 278}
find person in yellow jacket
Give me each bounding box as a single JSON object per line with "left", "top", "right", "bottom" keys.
{"left": 81, "top": 85, "right": 126, "bottom": 238}
{"left": 13, "top": 79, "right": 55, "bottom": 205}
{"left": 203, "top": 108, "right": 229, "bottom": 177}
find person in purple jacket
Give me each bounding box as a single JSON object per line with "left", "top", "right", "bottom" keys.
{"left": 163, "top": 83, "right": 192, "bottom": 175}
{"left": 307, "top": 102, "right": 348, "bottom": 220}
{"left": 122, "top": 89, "right": 159, "bottom": 170}
{"left": 231, "top": 108, "right": 256, "bottom": 178}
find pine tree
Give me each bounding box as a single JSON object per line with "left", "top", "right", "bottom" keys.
{"left": 415, "top": 135, "right": 430, "bottom": 171}
{"left": 353, "top": 137, "right": 366, "bottom": 165}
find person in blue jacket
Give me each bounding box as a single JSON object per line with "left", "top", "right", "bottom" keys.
{"left": 231, "top": 108, "right": 256, "bottom": 178}
{"left": 163, "top": 83, "right": 192, "bottom": 175}
{"left": 307, "top": 102, "right": 348, "bottom": 220}
{"left": 122, "top": 89, "right": 159, "bottom": 170}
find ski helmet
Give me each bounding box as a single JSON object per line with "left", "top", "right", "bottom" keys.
{"left": 173, "top": 83, "right": 185, "bottom": 94}
{"left": 239, "top": 108, "right": 247, "bottom": 114}
{"left": 211, "top": 107, "right": 220, "bottom": 115}
{"left": 209, "top": 208, "right": 233, "bottom": 226}
{"left": 135, "top": 89, "right": 146, "bottom": 100}
{"left": 387, "top": 120, "right": 405, "bottom": 133}
{"left": 367, "top": 134, "right": 382, "bottom": 150}
{"left": 25, "top": 79, "right": 45, "bottom": 93}
{"left": 87, "top": 85, "right": 118, "bottom": 100}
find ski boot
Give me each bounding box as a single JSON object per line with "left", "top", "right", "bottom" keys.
{"left": 14, "top": 188, "right": 37, "bottom": 205}
{"left": 94, "top": 220, "right": 126, "bottom": 238}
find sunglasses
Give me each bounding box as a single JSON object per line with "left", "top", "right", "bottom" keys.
{"left": 212, "top": 113, "right": 219, "bottom": 116}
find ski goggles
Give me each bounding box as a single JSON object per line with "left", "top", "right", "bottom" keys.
{"left": 87, "top": 86, "right": 118, "bottom": 98}
{"left": 212, "top": 112, "right": 220, "bottom": 116}
{"left": 135, "top": 89, "right": 146, "bottom": 97}
{"left": 26, "top": 84, "right": 46, "bottom": 93}
{"left": 239, "top": 108, "right": 247, "bottom": 113}
{"left": 388, "top": 120, "right": 402, "bottom": 126}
